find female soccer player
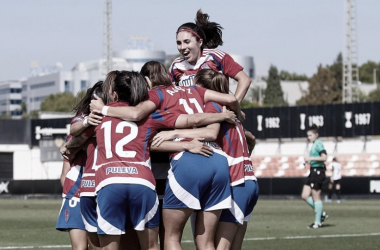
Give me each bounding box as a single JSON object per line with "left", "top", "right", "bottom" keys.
{"left": 326, "top": 157, "right": 342, "bottom": 203}
{"left": 169, "top": 9, "right": 251, "bottom": 102}
{"left": 152, "top": 69, "right": 260, "bottom": 249}
{"left": 301, "top": 124, "right": 328, "bottom": 229}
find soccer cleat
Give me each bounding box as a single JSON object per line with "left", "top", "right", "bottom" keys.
{"left": 321, "top": 211, "right": 329, "bottom": 224}
{"left": 325, "top": 199, "right": 332, "bottom": 203}
{"left": 307, "top": 223, "right": 322, "bottom": 229}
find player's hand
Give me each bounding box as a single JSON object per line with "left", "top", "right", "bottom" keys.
{"left": 185, "top": 138, "right": 213, "bottom": 157}
{"left": 245, "top": 130, "right": 256, "bottom": 154}
{"left": 152, "top": 131, "right": 177, "bottom": 147}
{"left": 238, "top": 110, "right": 246, "bottom": 123}
{"left": 60, "top": 142, "right": 69, "bottom": 160}
{"left": 90, "top": 94, "right": 104, "bottom": 113}
{"left": 88, "top": 111, "right": 102, "bottom": 125}
{"left": 222, "top": 106, "right": 237, "bottom": 124}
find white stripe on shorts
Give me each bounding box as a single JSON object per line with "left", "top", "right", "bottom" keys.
{"left": 135, "top": 196, "right": 159, "bottom": 231}
{"left": 204, "top": 195, "right": 231, "bottom": 212}
{"left": 230, "top": 199, "right": 245, "bottom": 225}
{"left": 97, "top": 204, "right": 125, "bottom": 235}
{"left": 82, "top": 215, "right": 97, "bottom": 233}
{"left": 168, "top": 168, "right": 201, "bottom": 210}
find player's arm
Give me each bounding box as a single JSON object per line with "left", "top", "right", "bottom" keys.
{"left": 90, "top": 94, "right": 156, "bottom": 121}
{"left": 203, "top": 90, "right": 244, "bottom": 122}
{"left": 174, "top": 106, "right": 236, "bottom": 128}
{"left": 245, "top": 129, "right": 256, "bottom": 155}
{"left": 60, "top": 160, "right": 70, "bottom": 188}
{"left": 233, "top": 70, "right": 252, "bottom": 103}
{"left": 151, "top": 139, "right": 213, "bottom": 157}
{"left": 70, "top": 116, "right": 90, "bottom": 136}
{"left": 152, "top": 123, "right": 220, "bottom": 147}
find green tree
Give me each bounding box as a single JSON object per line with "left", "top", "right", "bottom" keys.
{"left": 367, "top": 88, "right": 380, "bottom": 102}
{"left": 279, "top": 70, "right": 308, "bottom": 81}
{"left": 263, "top": 65, "right": 286, "bottom": 106}
{"left": 40, "top": 92, "right": 76, "bottom": 112}
{"left": 328, "top": 53, "right": 343, "bottom": 95}
{"left": 297, "top": 65, "right": 341, "bottom": 105}
{"left": 359, "top": 61, "right": 380, "bottom": 83}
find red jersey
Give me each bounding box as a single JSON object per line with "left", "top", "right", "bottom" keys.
{"left": 204, "top": 102, "right": 257, "bottom": 186}
{"left": 62, "top": 116, "right": 86, "bottom": 199}
{"left": 169, "top": 49, "right": 243, "bottom": 87}
{"left": 94, "top": 102, "right": 179, "bottom": 192}
{"left": 80, "top": 136, "right": 97, "bottom": 197}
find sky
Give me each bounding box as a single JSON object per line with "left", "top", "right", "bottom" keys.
{"left": 1, "top": 0, "right": 379, "bottom": 82}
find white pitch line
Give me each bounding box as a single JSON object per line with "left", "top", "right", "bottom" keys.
{"left": 1, "top": 233, "right": 379, "bottom": 249}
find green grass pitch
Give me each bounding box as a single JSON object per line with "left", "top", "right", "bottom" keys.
{"left": 0, "top": 198, "right": 379, "bottom": 250}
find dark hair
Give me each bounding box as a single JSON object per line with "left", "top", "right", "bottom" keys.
{"left": 113, "top": 71, "right": 148, "bottom": 106}
{"left": 308, "top": 124, "right": 319, "bottom": 134}
{"left": 72, "top": 81, "right": 104, "bottom": 116}
{"left": 194, "top": 69, "right": 229, "bottom": 94}
{"left": 103, "top": 71, "right": 119, "bottom": 104}
{"left": 176, "top": 9, "right": 223, "bottom": 49}
{"left": 140, "top": 61, "right": 172, "bottom": 87}
{"left": 332, "top": 157, "right": 338, "bottom": 162}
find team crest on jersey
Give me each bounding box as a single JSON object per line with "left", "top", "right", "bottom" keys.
{"left": 106, "top": 167, "right": 138, "bottom": 175}
{"left": 178, "top": 74, "right": 194, "bottom": 87}
{"left": 65, "top": 209, "right": 69, "bottom": 222}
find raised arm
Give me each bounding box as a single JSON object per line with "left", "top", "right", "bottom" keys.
{"left": 70, "top": 117, "right": 90, "bottom": 136}
{"left": 233, "top": 71, "right": 252, "bottom": 103}
{"left": 90, "top": 94, "right": 156, "bottom": 121}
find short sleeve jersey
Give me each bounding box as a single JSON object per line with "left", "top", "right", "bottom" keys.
{"left": 169, "top": 49, "right": 243, "bottom": 87}
{"left": 204, "top": 102, "right": 256, "bottom": 186}
{"left": 309, "top": 139, "right": 326, "bottom": 168}
{"left": 94, "top": 102, "right": 179, "bottom": 192}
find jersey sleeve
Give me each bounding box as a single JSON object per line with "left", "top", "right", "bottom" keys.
{"left": 149, "top": 109, "right": 180, "bottom": 129}
{"left": 148, "top": 89, "right": 163, "bottom": 108}
{"left": 192, "top": 86, "right": 207, "bottom": 101}
{"left": 316, "top": 140, "right": 326, "bottom": 155}
{"left": 71, "top": 114, "right": 84, "bottom": 125}
{"left": 221, "top": 53, "right": 244, "bottom": 78}
{"left": 204, "top": 102, "right": 222, "bottom": 114}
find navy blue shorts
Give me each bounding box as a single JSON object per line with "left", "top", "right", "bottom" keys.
{"left": 80, "top": 196, "right": 97, "bottom": 232}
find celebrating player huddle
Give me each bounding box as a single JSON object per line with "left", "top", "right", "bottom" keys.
{"left": 58, "top": 9, "right": 258, "bottom": 250}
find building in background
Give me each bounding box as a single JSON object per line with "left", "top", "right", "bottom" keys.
{"left": 0, "top": 80, "right": 22, "bottom": 119}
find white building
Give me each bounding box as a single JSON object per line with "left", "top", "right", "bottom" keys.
{"left": 0, "top": 80, "right": 22, "bottom": 119}
{"left": 113, "top": 49, "right": 166, "bottom": 72}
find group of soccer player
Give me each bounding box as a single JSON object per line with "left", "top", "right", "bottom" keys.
{"left": 57, "top": 9, "right": 259, "bottom": 250}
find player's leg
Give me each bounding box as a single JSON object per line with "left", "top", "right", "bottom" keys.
{"left": 68, "top": 228, "right": 88, "bottom": 250}
{"left": 119, "top": 229, "right": 141, "bottom": 250}
{"left": 336, "top": 182, "right": 341, "bottom": 202}
{"left": 230, "top": 222, "right": 248, "bottom": 250}
{"left": 98, "top": 235, "right": 120, "bottom": 250}
{"left": 214, "top": 221, "right": 238, "bottom": 250}
{"left": 162, "top": 208, "right": 193, "bottom": 250}
{"left": 80, "top": 196, "right": 100, "bottom": 249}
{"left": 194, "top": 210, "right": 221, "bottom": 250}
{"left": 136, "top": 227, "right": 160, "bottom": 250}
{"left": 301, "top": 185, "right": 314, "bottom": 209}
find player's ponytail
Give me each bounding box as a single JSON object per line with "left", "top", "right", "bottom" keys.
{"left": 195, "top": 9, "right": 223, "bottom": 49}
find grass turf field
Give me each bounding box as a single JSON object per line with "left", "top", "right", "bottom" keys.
{"left": 0, "top": 198, "right": 379, "bottom": 250}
